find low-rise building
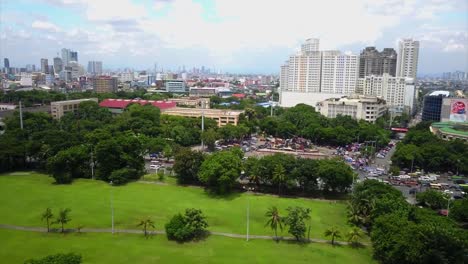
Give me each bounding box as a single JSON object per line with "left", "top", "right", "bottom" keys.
{"left": 50, "top": 98, "right": 98, "bottom": 119}
{"left": 317, "top": 95, "right": 386, "bottom": 123}
{"left": 161, "top": 108, "right": 243, "bottom": 127}
{"left": 99, "top": 99, "right": 177, "bottom": 114}
{"left": 430, "top": 122, "right": 468, "bottom": 142}
{"left": 189, "top": 87, "right": 217, "bottom": 97}
{"left": 0, "top": 103, "right": 17, "bottom": 111}
{"left": 170, "top": 97, "right": 210, "bottom": 109}
{"left": 165, "top": 80, "right": 186, "bottom": 93}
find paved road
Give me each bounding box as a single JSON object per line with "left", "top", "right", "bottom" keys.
{"left": 0, "top": 224, "right": 367, "bottom": 246}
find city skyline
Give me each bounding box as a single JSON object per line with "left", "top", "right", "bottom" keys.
{"left": 0, "top": 0, "right": 467, "bottom": 74}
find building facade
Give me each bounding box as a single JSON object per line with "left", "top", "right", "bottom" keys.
{"left": 50, "top": 98, "right": 98, "bottom": 119}
{"left": 40, "top": 58, "right": 49, "bottom": 74}
{"left": 318, "top": 95, "right": 386, "bottom": 123}
{"left": 441, "top": 97, "right": 468, "bottom": 123}
{"left": 359, "top": 47, "right": 397, "bottom": 78}
{"left": 422, "top": 91, "right": 450, "bottom": 122}
{"left": 356, "top": 73, "right": 415, "bottom": 113}
{"left": 161, "top": 108, "right": 243, "bottom": 127}
{"left": 93, "top": 76, "right": 118, "bottom": 93}
{"left": 165, "top": 80, "right": 186, "bottom": 93}
{"left": 396, "top": 39, "right": 419, "bottom": 79}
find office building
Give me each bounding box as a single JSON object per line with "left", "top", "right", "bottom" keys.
{"left": 50, "top": 98, "right": 98, "bottom": 119}
{"left": 359, "top": 47, "right": 397, "bottom": 78}
{"left": 93, "top": 76, "right": 118, "bottom": 93}
{"left": 61, "top": 48, "right": 78, "bottom": 66}
{"left": 53, "top": 57, "right": 63, "bottom": 74}
{"left": 189, "top": 87, "right": 217, "bottom": 97}
{"left": 40, "top": 58, "right": 49, "bottom": 74}
{"left": 279, "top": 39, "right": 360, "bottom": 107}
{"left": 87, "top": 61, "right": 103, "bottom": 75}
{"left": 317, "top": 95, "right": 386, "bottom": 123}
{"left": 20, "top": 73, "right": 33, "bottom": 86}
{"left": 70, "top": 51, "right": 78, "bottom": 62}
{"left": 422, "top": 91, "right": 450, "bottom": 122}
{"left": 119, "top": 72, "right": 134, "bottom": 82}
{"left": 165, "top": 80, "right": 186, "bottom": 93}
{"left": 161, "top": 108, "right": 243, "bottom": 127}
{"left": 4, "top": 58, "right": 9, "bottom": 69}
{"left": 356, "top": 73, "right": 415, "bottom": 113}
{"left": 396, "top": 39, "right": 419, "bottom": 79}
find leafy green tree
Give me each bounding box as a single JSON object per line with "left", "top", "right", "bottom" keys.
{"left": 416, "top": 189, "right": 449, "bottom": 210}
{"left": 41, "top": 208, "right": 54, "bottom": 232}
{"left": 137, "top": 218, "right": 155, "bottom": 238}
{"left": 165, "top": 208, "right": 208, "bottom": 242}
{"left": 324, "top": 226, "right": 342, "bottom": 246}
{"left": 53, "top": 208, "right": 71, "bottom": 233}
{"left": 201, "top": 129, "right": 218, "bottom": 151}
{"left": 316, "top": 159, "right": 354, "bottom": 193}
{"left": 265, "top": 206, "right": 283, "bottom": 241}
{"left": 449, "top": 198, "right": 468, "bottom": 223}
{"left": 25, "top": 253, "right": 82, "bottom": 264}
{"left": 47, "top": 145, "right": 90, "bottom": 184}
{"left": 173, "top": 148, "right": 204, "bottom": 184}
{"left": 272, "top": 164, "right": 286, "bottom": 195}
{"left": 198, "top": 149, "right": 242, "bottom": 193}
{"left": 284, "top": 206, "right": 311, "bottom": 242}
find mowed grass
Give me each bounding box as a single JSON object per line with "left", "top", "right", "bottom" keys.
{"left": 0, "top": 172, "right": 350, "bottom": 239}
{"left": 0, "top": 229, "right": 377, "bottom": 264}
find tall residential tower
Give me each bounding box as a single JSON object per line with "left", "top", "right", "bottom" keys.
{"left": 396, "top": 39, "right": 419, "bottom": 79}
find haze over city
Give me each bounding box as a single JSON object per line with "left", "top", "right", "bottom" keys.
{"left": 1, "top": 0, "right": 467, "bottom": 74}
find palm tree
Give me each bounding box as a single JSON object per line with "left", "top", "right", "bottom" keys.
{"left": 273, "top": 164, "right": 286, "bottom": 195}
{"left": 41, "top": 207, "right": 54, "bottom": 232}
{"left": 324, "top": 226, "right": 341, "bottom": 246}
{"left": 347, "top": 227, "right": 364, "bottom": 247}
{"left": 137, "top": 218, "right": 155, "bottom": 238}
{"left": 265, "top": 206, "right": 283, "bottom": 241}
{"left": 347, "top": 202, "right": 362, "bottom": 226}
{"left": 53, "top": 208, "right": 71, "bottom": 233}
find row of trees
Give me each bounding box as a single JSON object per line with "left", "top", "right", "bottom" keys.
{"left": 174, "top": 148, "right": 355, "bottom": 195}
{"left": 41, "top": 208, "right": 72, "bottom": 233}
{"left": 349, "top": 180, "right": 468, "bottom": 264}
{"left": 391, "top": 122, "right": 468, "bottom": 174}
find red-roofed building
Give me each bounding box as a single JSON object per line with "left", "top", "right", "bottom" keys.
{"left": 232, "top": 93, "right": 246, "bottom": 99}
{"left": 99, "top": 99, "right": 176, "bottom": 114}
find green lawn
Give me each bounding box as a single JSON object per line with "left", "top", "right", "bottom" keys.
{"left": 0, "top": 172, "right": 349, "bottom": 239}
{"left": 0, "top": 229, "right": 376, "bottom": 264}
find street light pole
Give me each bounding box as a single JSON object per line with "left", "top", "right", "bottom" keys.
{"left": 110, "top": 181, "right": 114, "bottom": 234}
{"left": 246, "top": 196, "right": 250, "bottom": 241}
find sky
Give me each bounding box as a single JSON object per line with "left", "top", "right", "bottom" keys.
{"left": 0, "top": 0, "right": 467, "bottom": 74}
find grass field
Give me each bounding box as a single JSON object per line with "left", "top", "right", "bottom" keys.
{"left": 0, "top": 172, "right": 352, "bottom": 239}
{"left": 0, "top": 229, "right": 376, "bottom": 264}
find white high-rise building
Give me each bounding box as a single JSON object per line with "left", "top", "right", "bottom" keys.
{"left": 320, "top": 51, "right": 359, "bottom": 94}
{"left": 119, "top": 72, "right": 134, "bottom": 82}
{"left": 279, "top": 39, "right": 360, "bottom": 107}
{"left": 396, "top": 39, "right": 419, "bottom": 79}
{"left": 356, "top": 73, "right": 415, "bottom": 113}
{"left": 61, "top": 48, "right": 71, "bottom": 67}
{"left": 301, "top": 38, "right": 320, "bottom": 54}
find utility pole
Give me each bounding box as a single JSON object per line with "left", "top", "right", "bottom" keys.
{"left": 270, "top": 101, "right": 273, "bottom": 116}
{"left": 90, "top": 151, "right": 94, "bottom": 180}
{"left": 246, "top": 198, "right": 250, "bottom": 241}
{"left": 19, "top": 100, "right": 24, "bottom": 130}
{"left": 110, "top": 181, "right": 114, "bottom": 234}
{"left": 201, "top": 100, "right": 205, "bottom": 151}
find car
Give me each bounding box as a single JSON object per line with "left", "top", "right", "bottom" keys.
{"left": 149, "top": 164, "right": 161, "bottom": 170}
{"left": 443, "top": 190, "right": 454, "bottom": 194}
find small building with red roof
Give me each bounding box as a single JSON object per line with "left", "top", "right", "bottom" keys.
{"left": 99, "top": 98, "right": 176, "bottom": 114}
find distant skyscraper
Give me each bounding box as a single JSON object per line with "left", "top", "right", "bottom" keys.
{"left": 396, "top": 39, "right": 419, "bottom": 79}
{"left": 53, "top": 57, "right": 63, "bottom": 74}
{"left": 359, "top": 47, "right": 397, "bottom": 78}
{"left": 87, "top": 61, "right": 103, "bottom": 75}
{"left": 61, "top": 48, "right": 78, "bottom": 66}
{"left": 4, "top": 58, "right": 10, "bottom": 69}
{"left": 40, "top": 58, "right": 49, "bottom": 74}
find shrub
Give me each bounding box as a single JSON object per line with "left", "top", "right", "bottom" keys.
{"left": 165, "top": 208, "right": 208, "bottom": 242}
{"left": 25, "top": 253, "right": 82, "bottom": 264}
{"left": 109, "top": 168, "right": 138, "bottom": 185}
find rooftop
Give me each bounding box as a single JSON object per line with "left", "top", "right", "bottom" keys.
{"left": 431, "top": 122, "right": 468, "bottom": 137}
{"left": 429, "top": 91, "right": 450, "bottom": 97}
{"left": 99, "top": 99, "right": 177, "bottom": 110}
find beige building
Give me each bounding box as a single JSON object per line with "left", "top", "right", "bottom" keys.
{"left": 162, "top": 108, "right": 243, "bottom": 127}
{"left": 170, "top": 97, "right": 210, "bottom": 109}
{"left": 93, "top": 76, "right": 118, "bottom": 93}
{"left": 317, "top": 95, "right": 387, "bottom": 123}
{"left": 51, "top": 98, "right": 98, "bottom": 119}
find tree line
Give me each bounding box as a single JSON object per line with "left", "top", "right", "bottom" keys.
{"left": 391, "top": 122, "right": 468, "bottom": 174}
{"left": 173, "top": 148, "right": 355, "bottom": 195}
{"left": 349, "top": 180, "right": 468, "bottom": 264}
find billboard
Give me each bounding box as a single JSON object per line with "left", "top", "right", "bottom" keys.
{"left": 450, "top": 100, "right": 467, "bottom": 122}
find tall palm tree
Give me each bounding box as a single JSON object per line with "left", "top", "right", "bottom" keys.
{"left": 324, "top": 226, "right": 341, "bottom": 246}
{"left": 53, "top": 208, "right": 71, "bottom": 233}
{"left": 347, "top": 227, "right": 364, "bottom": 247}
{"left": 265, "top": 206, "right": 283, "bottom": 241}
{"left": 347, "top": 202, "right": 362, "bottom": 226}
{"left": 41, "top": 207, "right": 54, "bottom": 232}
{"left": 273, "top": 164, "right": 286, "bottom": 195}
{"left": 138, "top": 218, "right": 155, "bottom": 238}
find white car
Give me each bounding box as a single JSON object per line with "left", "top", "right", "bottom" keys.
{"left": 149, "top": 164, "right": 161, "bottom": 170}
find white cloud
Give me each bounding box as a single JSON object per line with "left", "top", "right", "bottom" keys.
{"left": 31, "top": 20, "right": 61, "bottom": 32}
